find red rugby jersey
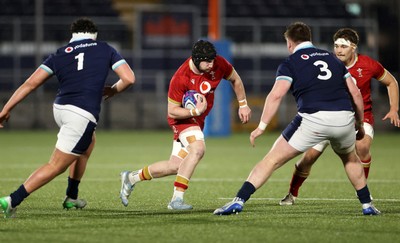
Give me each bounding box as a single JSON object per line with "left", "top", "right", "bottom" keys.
{"left": 347, "top": 54, "right": 386, "bottom": 125}
{"left": 167, "top": 55, "right": 234, "bottom": 129}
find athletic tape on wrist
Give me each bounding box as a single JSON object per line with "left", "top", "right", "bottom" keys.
{"left": 190, "top": 108, "right": 200, "bottom": 116}
{"left": 258, "top": 121, "right": 268, "bottom": 130}
{"left": 239, "top": 99, "right": 247, "bottom": 108}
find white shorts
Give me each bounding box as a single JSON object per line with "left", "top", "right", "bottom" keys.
{"left": 282, "top": 111, "right": 356, "bottom": 154}
{"left": 53, "top": 104, "right": 97, "bottom": 156}
{"left": 171, "top": 129, "right": 204, "bottom": 159}
{"left": 312, "top": 122, "right": 374, "bottom": 152}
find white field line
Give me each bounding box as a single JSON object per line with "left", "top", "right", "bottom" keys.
{"left": 0, "top": 177, "right": 399, "bottom": 183}
{"left": 219, "top": 197, "right": 400, "bottom": 202}
{"left": 1, "top": 178, "right": 399, "bottom": 201}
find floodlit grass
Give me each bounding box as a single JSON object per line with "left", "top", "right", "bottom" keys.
{"left": 1, "top": 130, "right": 399, "bottom": 243}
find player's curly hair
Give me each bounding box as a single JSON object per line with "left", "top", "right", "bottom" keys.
{"left": 70, "top": 17, "right": 98, "bottom": 33}
{"left": 333, "top": 28, "right": 359, "bottom": 45}
{"left": 192, "top": 40, "right": 217, "bottom": 69}
{"left": 284, "top": 22, "right": 312, "bottom": 43}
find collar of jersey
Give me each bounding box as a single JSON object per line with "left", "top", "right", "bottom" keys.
{"left": 293, "top": 41, "right": 314, "bottom": 53}
{"left": 69, "top": 32, "right": 97, "bottom": 43}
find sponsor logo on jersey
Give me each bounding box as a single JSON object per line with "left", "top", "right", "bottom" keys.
{"left": 65, "top": 46, "right": 74, "bottom": 53}
{"left": 301, "top": 54, "right": 309, "bottom": 60}
{"left": 309, "top": 52, "right": 329, "bottom": 57}
{"left": 74, "top": 42, "right": 97, "bottom": 50}
{"left": 200, "top": 81, "right": 211, "bottom": 94}
{"left": 65, "top": 42, "right": 97, "bottom": 53}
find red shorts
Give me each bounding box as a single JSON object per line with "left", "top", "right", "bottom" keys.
{"left": 364, "top": 110, "right": 374, "bottom": 126}
{"left": 168, "top": 117, "right": 205, "bottom": 140}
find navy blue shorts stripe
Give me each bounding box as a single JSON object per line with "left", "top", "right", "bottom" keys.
{"left": 282, "top": 114, "right": 302, "bottom": 141}
{"left": 72, "top": 121, "right": 96, "bottom": 154}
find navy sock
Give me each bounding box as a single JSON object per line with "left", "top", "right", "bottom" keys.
{"left": 66, "top": 177, "right": 80, "bottom": 199}
{"left": 356, "top": 185, "right": 372, "bottom": 204}
{"left": 10, "top": 184, "right": 30, "bottom": 208}
{"left": 236, "top": 181, "right": 256, "bottom": 202}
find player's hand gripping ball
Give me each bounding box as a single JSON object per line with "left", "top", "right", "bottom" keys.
{"left": 182, "top": 90, "right": 202, "bottom": 109}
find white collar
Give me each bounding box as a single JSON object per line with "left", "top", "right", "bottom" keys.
{"left": 293, "top": 41, "right": 314, "bottom": 53}
{"left": 70, "top": 32, "right": 97, "bottom": 43}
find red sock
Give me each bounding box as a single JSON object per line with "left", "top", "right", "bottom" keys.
{"left": 289, "top": 166, "right": 309, "bottom": 197}
{"left": 361, "top": 157, "right": 372, "bottom": 179}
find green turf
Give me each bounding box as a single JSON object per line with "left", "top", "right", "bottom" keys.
{"left": 1, "top": 130, "right": 399, "bottom": 243}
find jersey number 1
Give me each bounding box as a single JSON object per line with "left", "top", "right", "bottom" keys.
{"left": 75, "top": 53, "right": 85, "bottom": 71}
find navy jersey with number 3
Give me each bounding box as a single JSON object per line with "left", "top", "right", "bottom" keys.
{"left": 40, "top": 39, "right": 126, "bottom": 121}
{"left": 276, "top": 43, "right": 352, "bottom": 113}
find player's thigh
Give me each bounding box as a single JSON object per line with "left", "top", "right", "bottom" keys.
{"left": 178, "top": 127, "right": 205, "bottom": 147}
{"left": 264, "top": 135, "right": 301, "bottom": 167}
{"left": 330, "top": 125, "right": 356, "bottom": 154}
{"left": 283, "top": 115, "right": 327, "bottom": 152}
{"left": 178, "top": 127, "right": 206, "bottom": 155}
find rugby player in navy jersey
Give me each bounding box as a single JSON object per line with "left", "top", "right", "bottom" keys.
{"left": 0, "top": 17, "right": 135, "bottom": 218}
{"left": 279, "top": 28, "right": 400, "bottom": 206}
{"left": 214, "top": 22, "right": 380, "bottom": 216}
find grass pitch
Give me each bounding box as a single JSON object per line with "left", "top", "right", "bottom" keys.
{"left": 0, "top": 130, "right": 399, "bottom": 243}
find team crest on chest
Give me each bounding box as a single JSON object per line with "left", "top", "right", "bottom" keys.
{"left": 210, "top": 71, "right": 216, "bottom": 80}
{"left": 357, "top": 68, "right": 363, "bottom": 77}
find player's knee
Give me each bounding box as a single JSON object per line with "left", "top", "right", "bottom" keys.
{"left": 189, "top": 142, "right": 206, "bottom": 159}
{"left": 355, "top": 145, "right": 369, "bottom": 158}
{"left": 48, "top": 161, "right": 69, "bottom": 176}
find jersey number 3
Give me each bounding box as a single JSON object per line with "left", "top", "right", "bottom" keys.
{"left": 313, "top": 60, "right": 332, "bottom": 80}
{"left": 75, "top": 53, "right": 85, "bottom": 71}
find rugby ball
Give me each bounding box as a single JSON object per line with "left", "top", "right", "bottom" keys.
{"left": 182, "top": 90, "right": 201, "bottom": 109}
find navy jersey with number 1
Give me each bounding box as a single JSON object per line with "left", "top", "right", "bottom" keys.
{"left": 40, "top": 38, "right": 127, "bottom": 121}
{"left": 276, "top": 42, "right": 353, "bottom": 114}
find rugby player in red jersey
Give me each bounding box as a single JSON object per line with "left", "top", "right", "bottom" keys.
{"left": 119, "top": 40, "right": 251, "bottom": 210}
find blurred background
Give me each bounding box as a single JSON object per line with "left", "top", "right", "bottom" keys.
{"left": 0, "top": 0, "right": 399, "bottom": 133}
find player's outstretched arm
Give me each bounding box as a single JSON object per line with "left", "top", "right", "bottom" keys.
{"left": 228, "top": 70, "right": 251, "bottom": 124}
{"left": 0, "top": 68, "right": 50, "bottom": 128}
{"left": 250, "top": 79, "right": 290, "bottom": 146}
{"left": 380, "top": 70, "right": 400, "bottom": 127}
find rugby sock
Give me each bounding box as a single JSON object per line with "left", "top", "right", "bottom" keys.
{"left": 236, "top": 181, "right": 256, "bottom": 202}
{"left": 10, "top": 184, "right": 30, "bottom": 208}
{"left": 360, "top": 157, "right": 372, "bottom": 179}
{"left": 289, "top": 165, "right": 310, "bottom": 197}
{"left": 356, "top": 185, "right": 372, "bottom": 204}
{"left": 172, "top": 188, "right": 185, "bottom": 201}
{"left": 174, "top": 175, "right": 189, "bottom": 191}
{"left": 137, "top": 166, "right": 153, "bottom": 181}
{"left": 66, "top": 177, "right": 80, "bottom": 199}
{"left": 172, "top": 175, "right": 189, "bottom": 200}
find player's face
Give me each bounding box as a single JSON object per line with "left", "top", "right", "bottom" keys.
{"left": 334, "top": 44, "right": 354, "bottom": 65}
{"left": 198, "top": 60, "right": 214, "bottom": 73}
